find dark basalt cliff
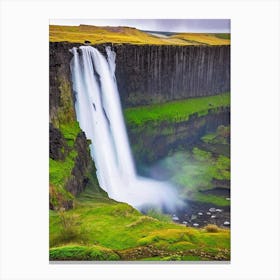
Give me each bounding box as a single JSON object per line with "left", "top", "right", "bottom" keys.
{"left": 50, "top": 42, "right": 230, "bottom": 107}
{"left": 65, "top": 131, "right": 93, "bottom": 196}
{"left": 49, "top": 43, "right": 105, "bottom": 209}
{"left": 115, "top": 45, "right": 230, "bottom": 107}
{"left": 127, "top": 107, "right": 230, "bottom": 166}
{"left": 49, "top": 123, "right": 66, "bottom": 161}
{"left": 49, "top": 43, "right": 74, "bottom": 125}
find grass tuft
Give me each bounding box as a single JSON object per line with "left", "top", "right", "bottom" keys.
{"left": 204, "top": 224, "right": 220, "bottom": 233}
{"left": 49, "top": 244, "right": 120, "bottom": 261}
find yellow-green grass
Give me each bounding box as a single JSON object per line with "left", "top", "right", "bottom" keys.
{"left": 49, "top": 25, "right": 230, "bottom": 46}
{"left": 171, "top": 33, "right": 230, "bottom": 45}
{"left": 50, "top": 25, "right": 186, "bottom": 45}
{"left": 50, "top": 244, "right": 120, "bottom": 261}
{"left": 124, "top": 93, "right": 230, "bottom": 127}
{"left": 49, "top": 187, "right": 230, "bottom": 260}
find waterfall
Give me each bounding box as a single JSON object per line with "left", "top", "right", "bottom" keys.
{"left": 70, "top": 46, "right": 177, "bottom": 210}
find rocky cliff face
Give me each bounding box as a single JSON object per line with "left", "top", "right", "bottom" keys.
{"left": 114, "top": 44, "right": 230, "bottom": 107}
{"left": 49, "top": 42, "right": 76, "bottom": 126}
{"left": 49, "top": 123, "right": 66, "bottom": 161}
{"left": 127, "top": 107, "right": 230, "bottom": 165}
{"left": 49, "top": 42, "right": 230, "bottom": 108}
{"left": 49, "top": 42, "right": 105, "bottom": 209}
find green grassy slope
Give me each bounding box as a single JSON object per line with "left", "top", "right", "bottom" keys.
{"left": 49, "top": 188, "right": 230, "bottom": 261}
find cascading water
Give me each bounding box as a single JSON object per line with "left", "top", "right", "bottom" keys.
{"left": 70, "top": 46, "right": 177, "bottom": 210}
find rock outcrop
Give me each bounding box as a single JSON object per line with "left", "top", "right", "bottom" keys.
{"left": 115, "top": 44, "right": 230, "bottom": 107}
{"left": 49, "top": 122, "right": 66, "bottom": 161}
{"left": 49, "top": 42, "right": 230, "bottom": 108}
{"left": 65, "top": 131, "right": 93, "bottom": 196}
{"left": 49, "top": 42, "right": 105, "bottom": 209}
{"left": 127, "top": 107, "right": 230, "bottom": 165}
{"left": 49, "top": 42, "right": 74, "bottom": 125}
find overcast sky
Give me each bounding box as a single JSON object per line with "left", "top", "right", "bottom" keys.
{"left": 50, "top": 19, "right": 230, "bottom": 33}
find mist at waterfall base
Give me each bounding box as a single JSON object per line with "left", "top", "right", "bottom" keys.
{"left": 70, "top": 46, "right": 181, "bottom": 211}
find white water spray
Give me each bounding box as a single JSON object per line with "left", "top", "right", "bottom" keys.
{"left": 70, "top": 46, "right": 177, "bottom": 210}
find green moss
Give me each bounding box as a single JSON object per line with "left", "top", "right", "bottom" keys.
{"left": 49, "top": 187, "right": 230, "bottom": 260}
{"left": 155, "top": 147, "right": 230, "bottom": 205}
{"left": 191, "top": 193, "right": 230, "bottom": 207}
{"left": 146, "top": 209, "right": 172, "bottom": 223}
{"left": 49, "top": 184, "right": 74, "bottom": 209}
{"left": 202, "top": 125, "right": 230, "bottom": 145}
{"left": 167, "top": 241, "right": 196, "bottom": 251}
{"left": 60, "top": 121, "right": 80, "bottom": 140}
{"left": 192, "top": 147, "right": 212, "bottom": 161}
{"left": 59, "top": 121, "right": 81, "bottom": 148}
{"left": 124, "top": 93, "right": 230, "bottom": 128}
{"left": 49, "top": 120, "right": 87, "bottom": 209}
{"left": 51, "top": 188, "right": 177, "bottom": 250}
{"left": 138, "top": 229, "right": 192, "bottom": 246}
{"left": 57, "top": 77, "right": 76, "bottom": 124}
{"left": 201, "top": 133, "right": 216, "bottom": 143}
{"left": 50, "top": 245, "right": 120, "bottom": 261}
{"left": 49, "top": 150, "right": 77, "bottom": 186}
{"left": 49, "top": 75, "right": 83, "bottom": 200}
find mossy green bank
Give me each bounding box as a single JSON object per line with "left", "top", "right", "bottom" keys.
{"left": 124, "top": 93, "right": 230, "bottom": 128}
{"left": 50, "top": 188, "right": 230, "bottom": 261}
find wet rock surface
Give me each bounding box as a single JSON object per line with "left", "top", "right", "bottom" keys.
{"left": 172, "top": 199, "right": 230, "bottom": 228}
{"left": 200, "top": 187, "right": 230, "bottom": 198}
{"left": 49, "top": 122, "right": 67, "bottom": 160}
{"left": 65, "top": 131, "right": 92, "bottom": 196}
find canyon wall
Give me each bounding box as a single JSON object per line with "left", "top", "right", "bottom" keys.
{"left": 127, "top": 107, "right": 230, "bottom": 165}
{"left": 50, "top": 42, "right": 230, "bottom": 107}
{"left": 114, "top": 44, "right": 230, "bottom": 107}
{"left": 49, "top": 43, "right": 105, "bottom": 209}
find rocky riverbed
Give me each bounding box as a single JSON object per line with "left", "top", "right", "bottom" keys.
{"left": 171, "top": 199, "right": 230, "bottom": 228}
{"left": 167, "top": 186, "right": 230, "bottom": 228}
